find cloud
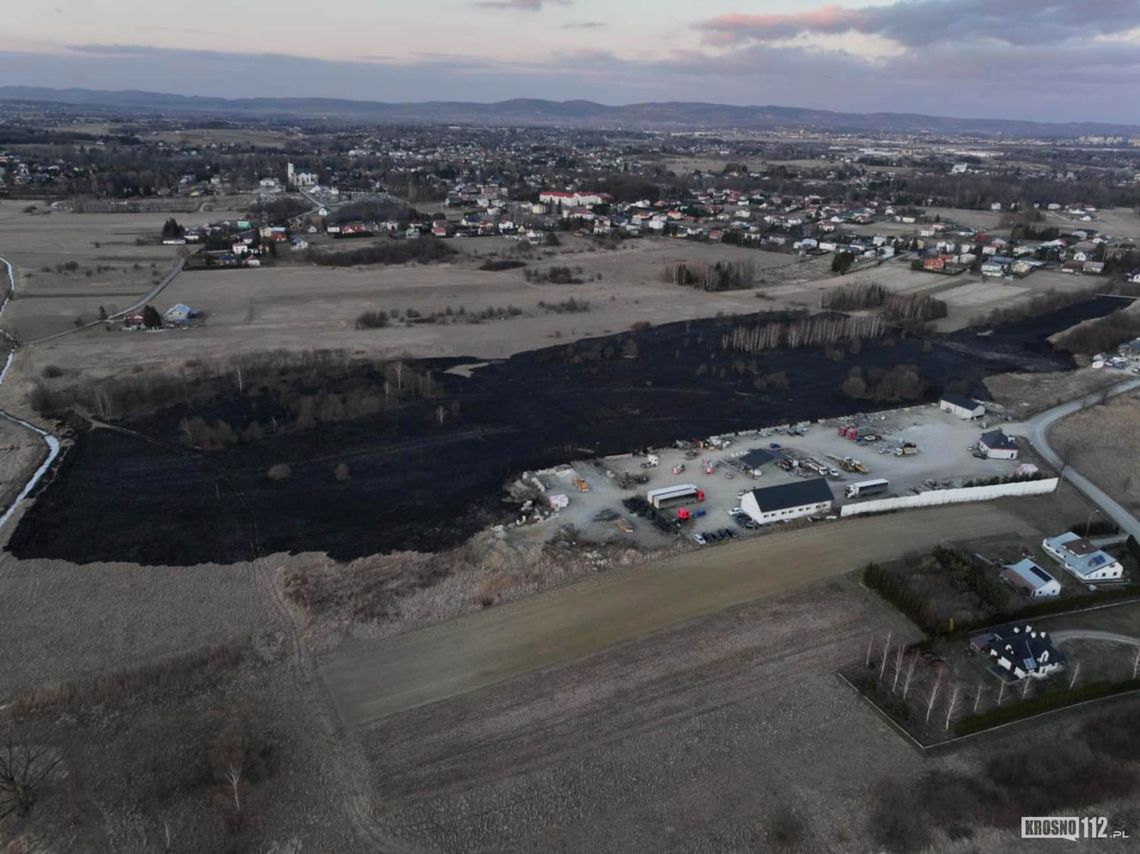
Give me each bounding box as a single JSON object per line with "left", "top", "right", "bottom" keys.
{"left": 562, "top": 21, "right": 606, "bottom": 30}
{"left": 696, "top": 0, "right": 1140, "bottom": 49}
{"left": 474, "top": 0, "right": 570, "bottom": 10}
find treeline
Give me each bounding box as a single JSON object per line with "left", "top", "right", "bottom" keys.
{"left": 971, "top": 287, "right": 1096, "bottom": 327}
{"left": 840, "top": 364, "right": 929, "bottom": 402}
{"left": 524, "top": 265, "right": 585, "bottom": 284}
{"left": 862, "top": 549, "right": 1005, "bottom": 636}
{"left": 821, "top": 282, "right": 947, "bottom": 322}
{"left": 664, "top": 260, "right": 756, "bottom": 291}
{"left": 1054, "top": 307, "right": 1140, "bottom": 355}
{"left": 356, "top": 305, "right": 526, "bottom": 328}
{"left": 31, "top": 350, "right": 440, "bottom": 429}
{"left": 721, "top": 314, "right": 887, "bottom": 354}
{"left": 305, "top": 238, "right": 455, "bottom": 267}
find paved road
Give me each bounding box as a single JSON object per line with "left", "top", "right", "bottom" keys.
{"left": 321, "top": 503, "right": 1033, "bottom": 727}
{"left": 1012, "top": 378, "right": 1140, "bottom": 540}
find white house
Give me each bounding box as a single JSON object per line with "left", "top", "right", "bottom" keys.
{"left": 163, "top": 303, "right": 197, "bottom": 325}
{"left": 1000, "top": 559, "right": 1062, "bottom": 598}
{"left": 939, "top": 394, "right": 986, "bottom": 420}
{"left": 1042, "top": 532, "right": 1124, "bottom": 582}
{"left": 740, "top": 478, "right": 833, "bottom": 525}
{"left": 971, "top": 624, "right": 1066, "bottom": 681}
{"left": 979, "top": 429, "right": 1020, "bottom": 461}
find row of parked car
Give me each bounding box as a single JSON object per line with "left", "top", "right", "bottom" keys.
{"left": 692, "top": 527, "right": 738, "bottom": 545}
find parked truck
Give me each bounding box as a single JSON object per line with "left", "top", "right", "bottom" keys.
{"left": 845, "top": 478, "right": 890, "bottom": 499}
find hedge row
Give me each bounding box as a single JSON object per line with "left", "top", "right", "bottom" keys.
{"left": 955, "top": 678, "right": 1140, "bottom": 736}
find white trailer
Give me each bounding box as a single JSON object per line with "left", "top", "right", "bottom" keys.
{"left": 845, "top": 478, "right": 890, "bottom": 499}
{"left": 646, "top": 484, "right": 703, "bottom": 510}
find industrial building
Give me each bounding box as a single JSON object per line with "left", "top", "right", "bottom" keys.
{"left": 737, "top": 448, "right": 778, "bottom": 477}
{"left": 1000, "top": 558, "right": 1062, "bottom": 598}
{"left": 939, "top": 394, "right": 986, "bottom": 420}
{"left": 740, "top": 478, "right": 834, "bottom": 525}
{"left": 1042, "top": 532, "right": 1124, "bottom": 582}
{"left": 978, "top": 429, "right": 1020, "bottom": 461}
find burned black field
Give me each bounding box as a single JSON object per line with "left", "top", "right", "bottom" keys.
{"left": 9, "top": 299, "right": 1124, "bottom": 566}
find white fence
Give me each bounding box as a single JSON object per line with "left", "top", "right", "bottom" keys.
{"left": 840, "top": 478, "right": 1060, "bottom": 518}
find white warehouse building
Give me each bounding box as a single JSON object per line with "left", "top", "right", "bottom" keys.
{"left": 740, "top": 478, "right": 834, "bottom": 526}
{"left": 939, "top": 394, "right": 986, "bottom": 420}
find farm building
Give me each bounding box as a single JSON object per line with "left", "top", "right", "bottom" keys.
{"left": 1000, "top": 559, "right": 1062, "bottom": 599}
{"left": 979, "top": 429, "right": 1019, "bottom": 461}
{"left": 1042, "top": 532, "right": 1124, "bottom": 582}
{"left": 939, "top": 394, "right": 986, "bottom": 420}
{"left": 740, "top": 478, "right": 833, "bottom": 525}
{"left": 970, "top": 624, "right": 1066, "bottom": 681}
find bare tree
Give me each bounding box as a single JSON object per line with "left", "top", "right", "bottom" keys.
{"left": 1020, "top": 677, "right": 1033, "bottom": 701}
{"left": 1132, "top": 646, "right": 1140, "bottom": 680}
{"left": 891, "top": 646, "right": 905, "bottom": 694}
{"left": 865, "top": 636, "right": 874, "bottom": 668}
{"left": 0, "top": 736, "right": 60, "bottom": 822}
{"left": 997, "top": 680, "right": 1006, "bottom": 707}
{"left": 925, "top": 668, "right": 944, "bottom": 726}
{"left": 902, "top": 653, "right": 918, "bottom": 700}
{"left": 878, "top": 631, "right": 893, "bottom": 684}
{"left": 944, "top": 684, "right": 961, "bottom": 732}
{"left": 1069, "top": 662, "right": 1081, "bottom": 690}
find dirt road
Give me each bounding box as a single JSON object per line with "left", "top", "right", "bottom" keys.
{"left": 321, "top": 503, "right": 1035, "bottom": 726}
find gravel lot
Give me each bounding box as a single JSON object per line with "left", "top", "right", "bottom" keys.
{"left": 548, "top": 402, "right": 1033, "bottom": 547}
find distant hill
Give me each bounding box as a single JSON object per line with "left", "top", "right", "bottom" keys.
{"left": 1, "top": 86, "right": 1136, "bottom": 138}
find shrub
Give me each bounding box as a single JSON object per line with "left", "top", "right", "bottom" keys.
{"left": 266, "top": 463, "right": 293, "bottom": 481}
{"left": 40, "top": 365, "right": 63, "bottom": 379}
{"left": 334, "top": 462, "right": 351, "bottom": 481}
{"left": 355, "top": 310, "right": 390, "bottom": 329}
{"left": 479, "top": 259, "right": 527, "bottom": 272}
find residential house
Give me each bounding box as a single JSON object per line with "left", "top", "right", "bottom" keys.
{"left": 1000, "top": 559, "right": 1062, "bottom": 598}
{"left": 970, "top": 624, "right": 1067, "bottom": 681}
{"left": 1042, "top": 532, "right": 1124, "bottom": 582}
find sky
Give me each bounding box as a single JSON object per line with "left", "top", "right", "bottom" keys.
{"left": 4, "top": 0, "right": 1140, "bottom": 122}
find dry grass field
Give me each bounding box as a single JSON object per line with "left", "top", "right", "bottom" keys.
{"left": 1050, "top": 391, "right": 1140, "bottom": 514}
{"left": 0, "top": 199, "right": 247, "bottom": 341}
{"left": 0, "top": 417, "right": 47, "bottom": 514}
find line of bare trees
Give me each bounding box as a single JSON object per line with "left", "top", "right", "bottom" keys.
{"left": 822, "top": 282, "right": 947, "bottom": 322}
{"left": 721, "top": 314, "right": 887, "bottom": 354}
{"left": 664, "top": 259, "right": 757, "bottom": 291}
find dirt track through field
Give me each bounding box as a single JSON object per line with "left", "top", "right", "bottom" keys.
{"left": 321, "top": 504, "right": 1034, "bottom": 726}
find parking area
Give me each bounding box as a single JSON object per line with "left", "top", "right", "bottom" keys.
{"left": 525, "top": 402, "right": 1043, "bottom": 548}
